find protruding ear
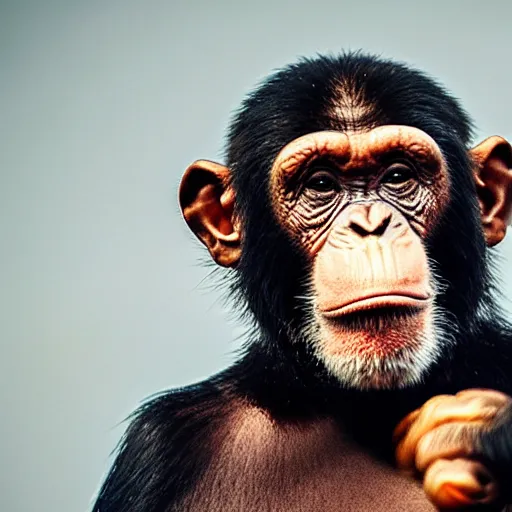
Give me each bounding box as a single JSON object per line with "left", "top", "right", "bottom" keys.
{"left": 470, "top": 136, "right": 512, "bottom": 246}
{"left": 179, "top": 160, "right": 241, "bottom": 267}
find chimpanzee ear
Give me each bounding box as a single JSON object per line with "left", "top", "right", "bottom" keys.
{"left": 179, "top": 160, "right": 241, "bottom": 267}
{"left": 470, "top": 136, "right": 512, "bottom": 246}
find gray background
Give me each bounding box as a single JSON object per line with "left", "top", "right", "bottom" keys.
{"left": 1, "top": 1, "right": 512, "bottom": 511}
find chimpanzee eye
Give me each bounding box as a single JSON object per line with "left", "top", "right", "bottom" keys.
{"left": 381, "top": 163, "right": 415, "bottom": 185}
{"left": 305, "top": 171, "right": 340, "bottom": 193}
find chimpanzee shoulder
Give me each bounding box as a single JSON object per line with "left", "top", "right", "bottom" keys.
{"left": 92, "top": 378, "right": 232, "bottom": 512}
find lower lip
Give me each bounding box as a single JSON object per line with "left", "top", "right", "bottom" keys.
{"left": 321, "top": 295, "right": 430, "bottom": 318}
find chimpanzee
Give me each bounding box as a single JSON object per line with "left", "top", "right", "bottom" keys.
{"left": 92, "top": 52, "right": 512, "bottom": 511}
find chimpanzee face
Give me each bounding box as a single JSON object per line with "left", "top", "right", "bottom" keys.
{"left": 266, "top": 126, "right": 450, "bottom": 389}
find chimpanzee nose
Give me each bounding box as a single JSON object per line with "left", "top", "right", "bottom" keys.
{"left": 347, "top": 203, "right": 392, "bottom": 237}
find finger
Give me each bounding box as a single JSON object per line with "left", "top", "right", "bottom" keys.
{"left": 415, "top": 421, "right": 481, "bottom": 472}
{"left": 393, "top": 394, "right": 454, "bottom": 445}
{"left": 396, "top": 397, "right": 500, "bottom": 470}
{"left": 394, "top": 390, "right": 509, "bottom": 446}
{"left": 392, "top": 409, "right": 420, "bottom": 444}
{"left": 455, "top": 389, "right": 512, "bottom": 407}
{"left": 423, "top": 458, "right": 500, "bottom": 510}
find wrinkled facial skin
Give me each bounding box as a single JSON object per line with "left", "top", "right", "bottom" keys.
{"left": 270, "top": 126, "right": 451, "bottom": 390}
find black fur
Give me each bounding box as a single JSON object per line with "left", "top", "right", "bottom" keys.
{"left": 92, "top": 52, "right": 512, "bottom": 512}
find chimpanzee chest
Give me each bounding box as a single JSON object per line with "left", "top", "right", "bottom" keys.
{"left": 178, "top": 408, "right": 437, "bottom": 511}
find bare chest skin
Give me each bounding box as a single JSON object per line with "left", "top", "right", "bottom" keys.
{"left": 179, "top": 405, "right": 436, "bottom": 512}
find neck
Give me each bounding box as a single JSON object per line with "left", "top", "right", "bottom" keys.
{"left": 230, "top": 341, "right": 439, "bottom": 457}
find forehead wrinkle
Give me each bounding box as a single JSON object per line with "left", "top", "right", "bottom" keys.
{"left": 272, "top": 127, "right": 445, "bottom": 180}
{"left": 275, "top": 132, "right": 351, "bottom": 176}
{"left": 340, "top": 126, "right": 447, "bottom": 175}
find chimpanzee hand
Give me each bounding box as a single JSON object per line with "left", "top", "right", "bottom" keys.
{"left": 393, "top": 389, "right": 512, "bottom": 510}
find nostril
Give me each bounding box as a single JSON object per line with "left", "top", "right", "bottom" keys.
{"left": 349, "top": 222, "right": 371, "bottom": 237}
{"left": 349, "top": 214, "right": 392, "bottom": 237}
{"left": 374, "top": 214, "right": 391, "bottom": 236}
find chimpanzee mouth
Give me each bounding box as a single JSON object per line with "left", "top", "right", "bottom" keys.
{"left": 323, "top": 305, "right": 426, "bottom": 332}
{"left": 321, "top": 294, "right": 430, "bottom": 319}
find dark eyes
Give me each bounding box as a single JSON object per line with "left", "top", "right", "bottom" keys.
{"left": 304, "top": 171, "right": 340, "bottom": 193}
{"left": 381, "top": 163, "right": 415, "bottom": 185}
{"left": 302, "top": 162, "right": 415, "bottom": 195}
